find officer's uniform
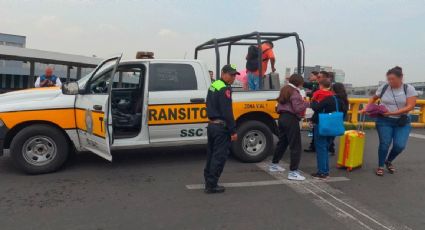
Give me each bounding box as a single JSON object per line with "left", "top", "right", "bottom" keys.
{"left": 204, "top": 65, "right": 238, "bottom": 191}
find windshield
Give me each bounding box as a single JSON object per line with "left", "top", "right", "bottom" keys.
{"left": 77, "top": 60, "right": 117, "bottom": 89}
{"left": 77, "top": 71, "right": 93, "bottom": 88}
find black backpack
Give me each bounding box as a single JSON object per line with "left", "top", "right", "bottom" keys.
{"left": 379, "top": 84, "right": 407, "bottom": 98}
{"left": 246, "top": 45, "right": 260, "bottom": 71}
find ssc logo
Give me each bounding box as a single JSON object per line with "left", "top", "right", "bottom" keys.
{"left": 85, "top": 109, "right": 93, "bottom": 134}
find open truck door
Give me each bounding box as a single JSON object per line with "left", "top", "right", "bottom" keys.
{"left": 75, "top": 55, "right": 122, "bottom": 161}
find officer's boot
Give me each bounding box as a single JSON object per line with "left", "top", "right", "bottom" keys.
{"left": 204, "top": 185, "right": 225, "bottom": 194}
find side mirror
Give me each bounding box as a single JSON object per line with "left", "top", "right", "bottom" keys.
{"left": 62, "top": 82, "right": 80, "bottom": 95}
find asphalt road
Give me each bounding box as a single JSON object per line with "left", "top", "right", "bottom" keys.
{"left": 1, "top": 129, "right": 425, "bottom": 230}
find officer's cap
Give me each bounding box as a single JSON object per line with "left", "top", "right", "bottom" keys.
{"left": 221, "top": 64, "right": 240, "bottom": 75}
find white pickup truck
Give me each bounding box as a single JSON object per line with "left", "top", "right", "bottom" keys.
{"left": 0, "top": 56, "right": 282, "bottom": 174}
{"left": 0, "top": 32, "right": 305, "bottom": 174}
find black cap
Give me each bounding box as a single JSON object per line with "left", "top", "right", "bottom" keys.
{"left": 221, "top": 64, "right": 240, "bottom": 75}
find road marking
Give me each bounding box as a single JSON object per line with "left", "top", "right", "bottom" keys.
{"left": 256, "top": 161, "right": 412, "bottom": 230}
{"left": 186, "top": 177, "right": 350, "bottom": 190}
{"left": 307, "top": 182, "right": 392, "bottom": 230}
{"left": 409, "top": 133, "right": 425, "bottom": 139}
{"left": 300, "top": 182, "right": 374, "bottom": 230}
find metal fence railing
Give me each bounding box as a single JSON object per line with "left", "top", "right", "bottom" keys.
{"left": 347, "top": 98, "right": 425, "bottom": 128}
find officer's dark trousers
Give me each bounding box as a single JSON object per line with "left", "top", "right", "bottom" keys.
{"left": 272, "top": 112, "right": 302, "bottom": 171}
{"left": 204, "top": 123, "right": 231, "bottom": 188}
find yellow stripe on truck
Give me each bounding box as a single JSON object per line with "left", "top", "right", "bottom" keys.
{"left": 148, "top": 104, "right": 208, "bottom": 125}
{"left": 0, "top": 108, "right": 106, "bottom": 138}
{"left": 75, "top": 109, "right": 106, "bottom": 138}
{"left": 147, "top": 101, "right": 278, "bottom": 125}
{"left": 0, "top": 108, "right": 76, "bottom": 129}
{"left": 232, "top": 101, "right": 279, "bottom": 120}
{"left": 16, "top": 87, "right": 60, "bottom": 92}
{"left": 0, "top": 101, "right": 277, "bottom": 135}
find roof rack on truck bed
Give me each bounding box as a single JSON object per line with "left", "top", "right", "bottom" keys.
{"left": 194, "top": 31, "right": 305, "bottom": 80}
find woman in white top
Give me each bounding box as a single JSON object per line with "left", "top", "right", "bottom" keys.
{"left": 366, "top": 66, "right": 418, "bottom": 176}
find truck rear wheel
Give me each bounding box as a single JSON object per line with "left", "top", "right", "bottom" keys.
{"left": 10, "top": 124, "right": 69, "bottom": 174}
{"left": 232, "top": 120, "right": 273, "bottom": 162}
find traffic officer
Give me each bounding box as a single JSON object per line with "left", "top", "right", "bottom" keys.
{"left": 204, "top": 64, "right": 239, "bottom": 194}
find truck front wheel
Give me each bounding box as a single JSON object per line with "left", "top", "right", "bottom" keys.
{"left": 232, "top": 120, "right": 273, "bottom": 162}
{"left": 10, "top": 124, "right": 69, "bottom": 174}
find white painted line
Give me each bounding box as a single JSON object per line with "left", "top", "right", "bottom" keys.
{"left": 409, "top": 133, "right": 425, "bottom": 139}
{"left": 256, "top": 161, "right": 411, "bottom": 230}
{"left": 186, "top": 180, "right": 286, "bottom": 190}
{"left": 301, "top": 182, "right": 374, "bottom": 230}
{"left": 186, "top": 177, "right": 350, "bottom": 190}
{"left": 307, "top": 182, "right": 393, "bottom": 230}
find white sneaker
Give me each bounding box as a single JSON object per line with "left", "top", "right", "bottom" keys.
{"left": 288, "top": 170, "right": 306, "bottom": 181}
{"left": 268, "top": 164, "right": 285, "bottom": 172}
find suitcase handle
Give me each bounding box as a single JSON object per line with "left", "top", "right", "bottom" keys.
{"left": 357, "top": 113, "right": 367, "bottom": 132}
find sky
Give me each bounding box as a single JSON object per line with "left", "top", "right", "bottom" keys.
{"left": 0, "top": 0, "right": 424, "bottom": 86}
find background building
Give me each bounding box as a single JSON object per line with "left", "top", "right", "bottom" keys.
{"left": 281, "top": 67, "right": 291, "bottom": 85}
{"left": 348, "top": 82, "right": 425, "bottom": 99}
{"left": 0, "top": 33, "right": 26, "bottom": 47}
{"left": 298, "top": 65, "right": 345, "bottom": 83}
{"left": 333, "top": 69, "right": 345, "bottom": 83}
{"left": 301, "top": 65, "right": 320, "bottom": 82}
{"left": 0, "top": 33, "right": 26, "bottom": 72}
{"left": 320, "top": 66, "right": 332, "bottom": 72}
{"left": 284, "top": 67, "right": 291, "bottom": 79}
{"left": 0, "top": 33, "right": 101, "bottom": 93}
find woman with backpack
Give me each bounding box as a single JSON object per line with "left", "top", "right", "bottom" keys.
{"left": 245, "top": 41, "right": 276, "bottom": 91}
{"left": 311, "top": 82, "right": 349, "bottom": 179}
{"left": 269, "top": 74, "right": 309, "bottom": 181}
{"left": 364, "top": 66, "right": 418, "bottom": 176}
{"left": 245, "top": 45, "right": 261, "bottom": 90}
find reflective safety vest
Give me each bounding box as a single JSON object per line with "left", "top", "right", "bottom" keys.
{"left": 209, "top": 80, "right": 226, "bottom": 92}
{"left": 40, "top": 75, "right": 58, "bottom": 83}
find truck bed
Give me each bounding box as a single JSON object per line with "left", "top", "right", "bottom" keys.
{"left": 232, "top": 90, "right": 279, "bottom": 102}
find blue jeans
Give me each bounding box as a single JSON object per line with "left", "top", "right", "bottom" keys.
{"left": 376, "top": 116, "right": 411, "bottom": 167}
{"left": 314, "top": 126, "right": 333, "bottom": 175}
{"left": 247, "top": 72, "right": 260, "bottom": 90}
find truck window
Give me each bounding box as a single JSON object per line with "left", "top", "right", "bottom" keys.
{"left": 113, "top": 68, "right": 143, "bottom": 89}
{"left": 149, "top": 63, "right": 197, "bottom": 91}
{"left": 87, "top": 70, "right": 112, "bottom": 94}
{"left": 85, "top": 60, "right": 117, "bottom": 94}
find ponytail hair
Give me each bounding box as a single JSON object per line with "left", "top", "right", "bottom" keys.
{"left": 332, "top": 82, "right": 349, "bottom": 109}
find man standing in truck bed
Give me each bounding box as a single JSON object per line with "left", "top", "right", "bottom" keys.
{"left": 204, "top": 64, "right": 239, "bottom": 194}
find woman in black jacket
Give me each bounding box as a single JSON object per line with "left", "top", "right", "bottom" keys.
{"left": 311, "top": 82, "right": 349, "bottom": 179}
